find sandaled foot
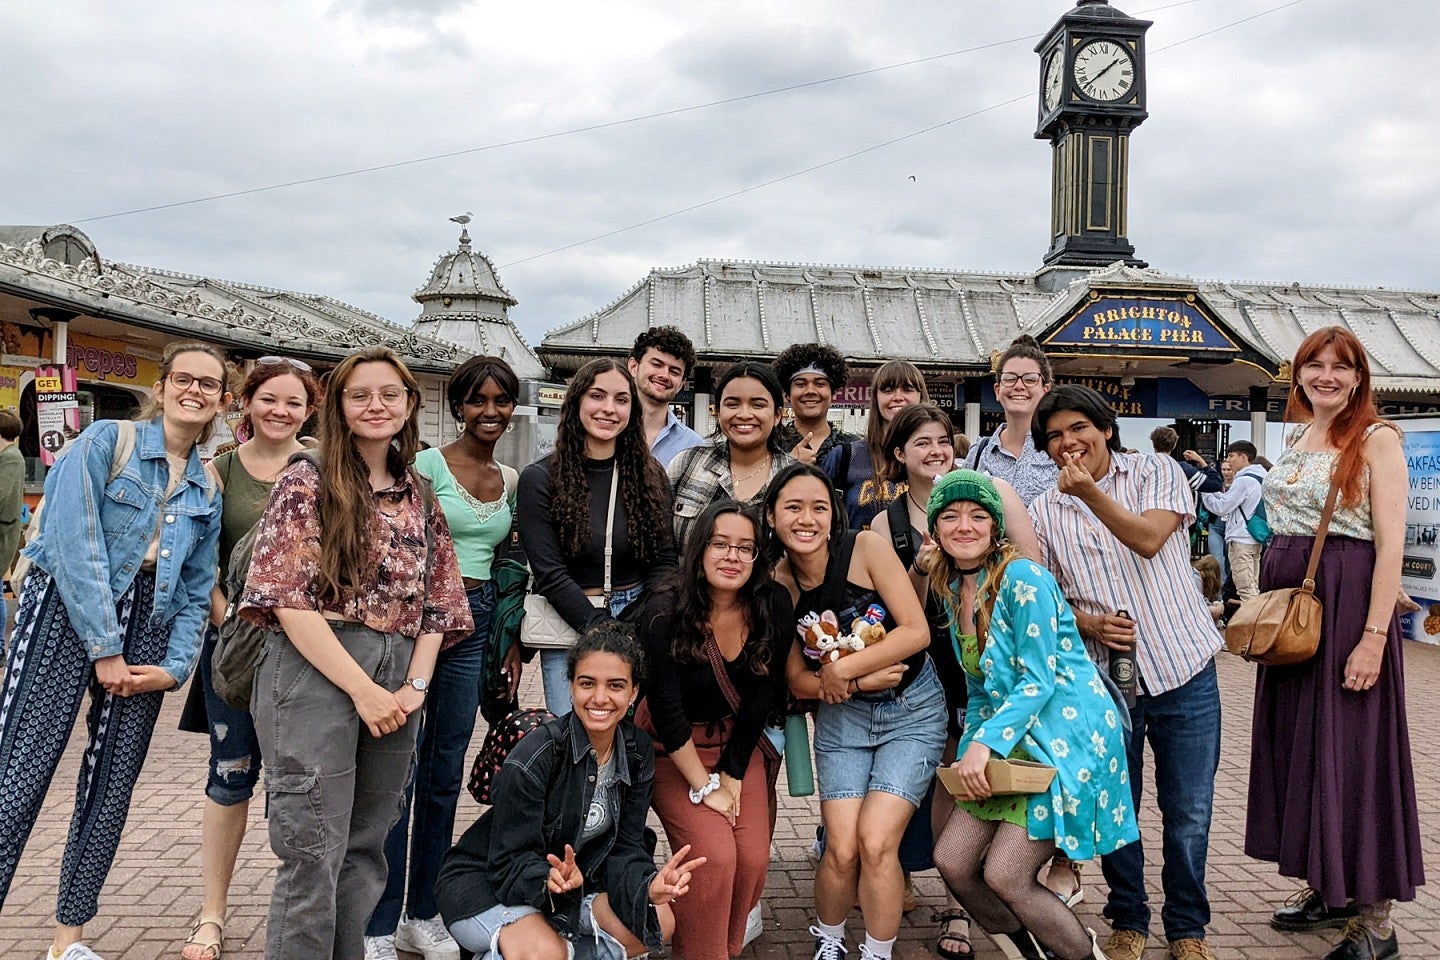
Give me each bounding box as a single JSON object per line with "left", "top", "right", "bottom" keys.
{"left": 182, "top": 916, "right": 224, "bottom": 960}
{"left": 933, "top": 909, "right": 974, "bottom": 960}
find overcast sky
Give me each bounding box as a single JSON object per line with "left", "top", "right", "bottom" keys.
{"left": 5, "top": 0, "right": 1436, "bottom": 350}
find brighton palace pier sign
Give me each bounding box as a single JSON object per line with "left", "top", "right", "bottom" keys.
{"left": 1044, "top": 295, "right": 1240, "bottom": 354}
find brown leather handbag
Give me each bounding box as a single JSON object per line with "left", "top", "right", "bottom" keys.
{"left": 1225, "top": 478, "right": 1340, "bottom": 666}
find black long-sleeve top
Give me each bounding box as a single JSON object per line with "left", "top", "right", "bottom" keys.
{"left": 635, "top": 583, "right": 792, "bottom": 780}
{"left": 518, "top": 454, "right": 674, "bottom": 630}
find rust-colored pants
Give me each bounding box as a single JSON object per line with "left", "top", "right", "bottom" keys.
{"left": 650, "top": 724, "right": 774, "bottom": 960}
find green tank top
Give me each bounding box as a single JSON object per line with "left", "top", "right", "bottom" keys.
{"left": 213, "top": 449, "right": 278, "bottom": 585}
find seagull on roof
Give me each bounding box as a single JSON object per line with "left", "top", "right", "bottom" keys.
{"left": 450, "top": 212, "right": 473, "bottom": 225}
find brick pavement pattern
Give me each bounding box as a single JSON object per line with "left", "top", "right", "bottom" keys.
{"left": 2, "top": 647, "right": 1436, "bottom": 959}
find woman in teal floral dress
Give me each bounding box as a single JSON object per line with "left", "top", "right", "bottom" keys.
{"left": 924, "top": 471, "right": 1137, "bottom": 960}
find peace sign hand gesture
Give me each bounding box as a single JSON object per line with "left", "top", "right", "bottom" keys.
{"left": 648, "top": 844, "right": 707, "bottom": 905}
{"left": 546, "top": 844, "right": 583, "bottom": 894}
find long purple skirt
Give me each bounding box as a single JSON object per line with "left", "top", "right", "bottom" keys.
{"left": 1244, "top": 534, "right": 1426, "bottom": 906}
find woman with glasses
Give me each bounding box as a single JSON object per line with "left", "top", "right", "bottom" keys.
{"left": 668, "top": 362, "right": 795, "bottom": 550}
{"left": 963, "top": 336, "right": 1058, "bottom": 509}
{"left": 822, "top": 360, "right": 929, "bottom": 531}
{"left": 631, "top": 500, "right": 791, "bottom": 960}
{"left": 518, "top": 358, "right": 675, "bottom": 714}
{"left": 365, "top": 356, "right": 522, "bottom": 960}
{"left": 237, "top": 347, "right": 472, "bottom": 960}
{"left": 0, "top": 342, "right": 228, "bottom": 960}
{"left": 176, "top": 356, "right": 320, "bottom": 960}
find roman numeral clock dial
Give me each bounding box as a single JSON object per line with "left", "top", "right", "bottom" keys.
{"left": 1072, "top": 39, "right": 1135, "bottom": 102}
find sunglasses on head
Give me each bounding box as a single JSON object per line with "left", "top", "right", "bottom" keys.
{"left": 256, "top": 356, "right": 313, "bottom": 372}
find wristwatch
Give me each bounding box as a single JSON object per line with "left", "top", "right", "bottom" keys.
{"left": 403, "top": 677, "right": 429, "bottom": 694}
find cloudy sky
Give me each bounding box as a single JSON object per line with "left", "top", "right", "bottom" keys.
{"left": 5, "top": 0, "right": 1436, "bottom": 348}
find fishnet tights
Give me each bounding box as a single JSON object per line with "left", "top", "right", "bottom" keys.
{"left": 933, "top": 811, "right": 1092, "bottom": 960}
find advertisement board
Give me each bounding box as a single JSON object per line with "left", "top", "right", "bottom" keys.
{"left": 1402, "top": 418, "right": 1440, "bottom": 645}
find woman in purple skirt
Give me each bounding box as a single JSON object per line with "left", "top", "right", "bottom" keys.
{"left": 1246, "top": 326, "right": 1424, "bottom": 960}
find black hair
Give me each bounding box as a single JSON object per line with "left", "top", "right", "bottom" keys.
{"left": 773, "top": 343, "right": 850, "bottom": 392}
{"left": 760, "top": 461, "right": 847, "bottom": 565}
{"left": 567, "top": 619, "right": 647, "bottom": 687}
{"left": 447, "top": 355, "right": 520, "bottom": 422}
{"left": 996, "top": 334, "right": 1053, "bottom": 383}
{"left": 1031, "top": 384, "right": 1123, "bottom": 453}
{"left": 629, "top": 325, "right": 696, "bottom": 377}
{"left": 1226, "top": 440, "right": 1258, "bottom": 462}
{"left": 651, "top": 500, "right": 774, "bottom": 676}
{"left": 714, "top": 361, "right": 786, "bottom": 453}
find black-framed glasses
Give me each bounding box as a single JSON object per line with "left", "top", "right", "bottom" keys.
{"left": 997, "top": 372, "right": 1044, "bottom": 387}
{"left": 705, "top": 538, "right": 758, "bottom": 562}
{"left": 167, "top": 371, "right": 225, "bottom": 396}
{"left": 343, "top": 387, "right": 410, "bottom": 408}
{"left": 257, "top": 355, "right": 313, "bottom": 372}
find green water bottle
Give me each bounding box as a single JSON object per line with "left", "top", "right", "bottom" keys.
{"left": 784, "top": 714, "right": 815, "bottom": 797}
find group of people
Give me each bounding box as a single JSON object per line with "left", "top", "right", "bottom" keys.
{"left": 0, "top": 322, "right": 1423, "bottom": 960}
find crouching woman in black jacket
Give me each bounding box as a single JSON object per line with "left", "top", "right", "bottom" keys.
{"left": 436, "top": 622, "right": 705, "bottom": 960}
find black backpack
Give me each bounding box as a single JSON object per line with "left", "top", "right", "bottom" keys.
{"left": 210, "top": 451, "right": 436, "bottom": 709}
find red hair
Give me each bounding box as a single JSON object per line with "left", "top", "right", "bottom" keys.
{"left": 1283, "top": 326, "right": 1387, "bottom": 508}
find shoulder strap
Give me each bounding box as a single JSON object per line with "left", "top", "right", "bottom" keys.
{"left": 602, "top": 466, "right": 618, "bottom": 601}
{"left": 1302, "top": 479, "right": 1342, "bottom": 588}
{"left": 500, "top": 463, "right": 519, "bottom": 507}
{"left": 702, "top": 634, "right": 781, "bottom": 764}
{"left": 969, "top": 435, "right": 992, "bottom": 472}
{"left": 886, "top": 495, "right": 916, "bottom": 569}
{"left": 108, "top": 419, "right": 136, "bottom": 481}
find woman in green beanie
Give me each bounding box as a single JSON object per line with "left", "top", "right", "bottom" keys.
{"left": 924, "top": 470, "right": 1137, "bottom": 960}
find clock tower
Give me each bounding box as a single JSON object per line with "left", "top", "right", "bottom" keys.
{"left": 1035, "top": 0, "right": 1152, "bottom": 268}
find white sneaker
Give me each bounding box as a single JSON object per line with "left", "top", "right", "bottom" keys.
{"left": 743, "top": 902, "right": 764, "bottom": 947}
{"left": 364, "top": 935, "right": 399, "bottom": 960}
{"left": 51, "top": 947, "right": 106, "bottom": 960}
{"left": 395, "top": 915, "right": 461, "bottom": 960}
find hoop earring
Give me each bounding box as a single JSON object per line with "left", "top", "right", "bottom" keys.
{"left": 456, "top": 420, "right": 465, "bottom": 434}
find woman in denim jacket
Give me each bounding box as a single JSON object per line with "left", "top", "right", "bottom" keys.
{"left": 0, "top": 342, "right": 227, "bottom": 960}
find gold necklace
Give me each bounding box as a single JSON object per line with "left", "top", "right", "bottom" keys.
{"left": 731, "top": 456, "right": 771, "bottom": 486}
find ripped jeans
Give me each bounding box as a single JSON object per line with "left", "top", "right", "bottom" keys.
{"left": 198, "top": 622, "right": 263, "bottom": 805}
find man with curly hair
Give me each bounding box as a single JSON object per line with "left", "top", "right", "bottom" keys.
{"left": 773, "top": 343, "right": 856, "bottom": 466}
{"left": 629, "top": 325, "right": 706, "bottom": 467}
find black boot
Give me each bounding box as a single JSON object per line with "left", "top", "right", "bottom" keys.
{"left": 1271, "top": 887, "right": 1358, "bottom": 932}
{"left": 1323, "top": 920, "right": 1400, "bottom": 960}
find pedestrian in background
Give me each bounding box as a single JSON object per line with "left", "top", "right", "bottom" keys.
{"left": 177, "top": 356, "right": 320, "bottom": 960}
{"left": 0, "top": 408, "right": 25, "bottom": 643}
{"left": 239, "top": 347, "right": 472, "bottom": 960}
{"left": 0, "top": 342, "right": 227, "bottom": 960}
{"left": 1199, "top": 441, "right": 1267, "bottom": 602}
{"left": 518, "top": 358, "right": 674, "bottom": 713}
{"left": 365, "top": 356, "right": 522, "bottom": 960}
{"left": 1247, "top": 327, "right": 1424, "bottom": 960}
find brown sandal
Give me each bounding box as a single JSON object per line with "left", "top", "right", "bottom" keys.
{"left": 934, "top": 909, "right": 974, "bottom": 960}
{"left": 182, "top": 915, "right": 224, "bottom": 960}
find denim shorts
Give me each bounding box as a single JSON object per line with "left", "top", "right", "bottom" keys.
{"left": 812, "top": 656, "right": 947, "bottom": 806}
{"left": 448, "top": 894, "right": 625, "bottom": 960}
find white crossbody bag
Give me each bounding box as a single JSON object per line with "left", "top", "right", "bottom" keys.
{"left": 521, "top": 469, "right": 617, "bottom": 650}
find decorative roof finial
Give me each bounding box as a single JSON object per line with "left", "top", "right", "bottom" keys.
{"left": 449, "top": 212, "right": 473, "bottom": 247}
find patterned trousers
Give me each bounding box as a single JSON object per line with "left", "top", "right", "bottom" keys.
{"left": 0, "top": 569, "right": 169, "bottom": 926}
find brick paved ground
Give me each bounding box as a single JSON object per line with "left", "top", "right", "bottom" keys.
{"left": 2, "top": 646, "right": 1436, "bottom": 959}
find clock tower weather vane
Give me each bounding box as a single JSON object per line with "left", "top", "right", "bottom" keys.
{"left": 1035, "top": 0, "right": 1153, "bottom": 268}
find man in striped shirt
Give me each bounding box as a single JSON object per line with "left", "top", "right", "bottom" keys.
{"left": 1028, "top": 385, "right": 1224, "bottom": 960}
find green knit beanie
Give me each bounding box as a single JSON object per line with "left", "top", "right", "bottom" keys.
{"left": 926, "top": 469, "right": 1005, "bottom": 540}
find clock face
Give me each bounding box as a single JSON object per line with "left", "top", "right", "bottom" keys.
{"left": 1072, "top": 39, "right": 1135, "bottom": 102}
{"left": 1042, "top": 49, "right": 1063, "bottom": 112}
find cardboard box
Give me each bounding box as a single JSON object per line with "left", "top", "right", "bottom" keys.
{"left": 936, "top": 759, "right": 1057, "bottom": 797}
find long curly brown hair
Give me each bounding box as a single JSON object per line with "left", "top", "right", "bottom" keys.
{"left": 313, "top": 347, "right": 421, "bottom": 606}
{"left": 550, "top": 358, "right": 672, "bottom": 564}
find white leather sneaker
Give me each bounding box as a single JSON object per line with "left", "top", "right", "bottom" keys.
{"left": 395, "top": 915, "right": 461, "bottom": 960}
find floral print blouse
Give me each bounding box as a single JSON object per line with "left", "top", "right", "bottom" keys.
{"left": 239, "top": 458, "right": 473, "bottom": 647}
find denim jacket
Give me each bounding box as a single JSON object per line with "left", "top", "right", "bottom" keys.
{"left": 436, "top": 713, "right": 662, "bottom": 952}
{"left": 22, "top": 417, "right": 220, "bottom": 685}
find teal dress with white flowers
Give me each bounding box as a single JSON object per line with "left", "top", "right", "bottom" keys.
{"left": 956, "top": 559, "right": 1139, "bottom": 860}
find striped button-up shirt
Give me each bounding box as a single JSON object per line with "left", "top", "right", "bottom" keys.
{"left": 1028, "top": 450, "right": 1222, "bottom": 696}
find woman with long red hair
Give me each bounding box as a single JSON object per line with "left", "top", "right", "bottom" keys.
{"left": 1245, "top": 327, "right": 1424, "bottom": 960}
